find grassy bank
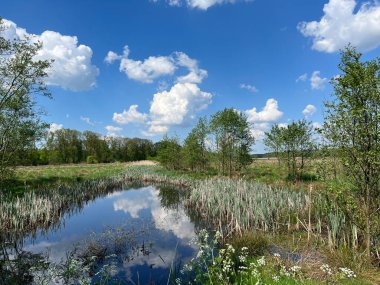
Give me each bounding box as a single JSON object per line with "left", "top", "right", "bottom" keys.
{"left": 2, "top": 161, "right": 157, "bottom": 193}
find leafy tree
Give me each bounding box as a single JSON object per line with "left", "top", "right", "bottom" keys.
{"left": 264, "top": 120, "right": 315, "bottom": 180}
{"left": 157, "top": 135, "right": 182, "bottom": 170}
{"left": 46, "top": 129, "right": 83, "bottom": 163}
{"left": 0, "top": 19, "right": 51, "bottom": 179}
{"left": 264, "top": 124, "right": 283, "bottom": 166}
{"left": 182, "top": 117, "right": 209, "bottom": 171}
{"left": 323, "top": 46, "right": 380, "bottom": 256}
{"left": 83, "top": 131, "right": 109, "bottom": 163}
{"left": 210, "top": 108, "right": 254, "bottom": 176}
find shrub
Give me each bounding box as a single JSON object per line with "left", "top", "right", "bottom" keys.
{"left": 86, "top": 156, "right": 98, "bottom": 164}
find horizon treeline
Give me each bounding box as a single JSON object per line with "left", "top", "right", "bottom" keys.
{"left": 15, "top": 129, "right": 156, "bottom": 165}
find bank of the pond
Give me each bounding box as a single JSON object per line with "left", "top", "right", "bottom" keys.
{"left": 3, "top": 161, "right": 159, "bottom": 193}
{"left": 3, "top": 164, "right": 379, "bottom": 284}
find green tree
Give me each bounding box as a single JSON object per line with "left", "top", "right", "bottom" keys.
{"left": 0, "top": 19, "right": 51, "bottom": 179}
{"left": 264, "top": 124, "right": 283, "bottom": 166}
{"left": 157, "top": 135, "right": 182, "bottom": 170}
{"left": 182, "top": 117, "right": 209, "bottom": 171}
{"left": 210, "top": 108, "right": 254, "bottom": 176}
{"left": 264, "top": 120, "right": 315, "bottom": 180}
{"left": 83, "top": 131, "right": 110, "bottom": 163}
{"left": 323, "top": 46, "right": 380, "bottom": 256}
{"left": 46, "top": 129, "right": 83, "bottom": 163}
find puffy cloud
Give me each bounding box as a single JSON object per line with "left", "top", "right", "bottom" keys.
{"left": 1, "top": 19, "right": 99, "bottom": 91}
{"left": 245, "top": 99, "right": 284, "bottom": 140}
{"left": 175, "top": 52, "right": 208, "bottom": 84}
{"left": 240, "top": 83, "right": 259, "bottom": 93}
{"left": 109, "top": 47, "right": 212, "bottom": 135}
{"left": 106, "top": 47, "right": 207, "bottom": 84}
{"left": 310, "top": 71, "right": 328, "bottom": 90}
{"left": 145, "top": 82, "right": 212, "bottom": 135}
{"left": 296, "top": 73, "right": 308, "bottom": 82}
{"left": 49, "top": 123, "right": 63, "bottom": 133}
{"left": 298, "top": 0, "right": 380, "bottom": 53}
{"left": 105, "top": 125, "right": 123, "bottom": 137}
{"left": 105, "top": 45, "right": 176, "bottom": 83}
{"left": 302, "top": 104, "right": 317, "bottom": 118}
{"left": 245, "top": 98, "right": 283, "bottom": 123}
{"left": 113, "top": 105, "right": 148, "bottom": 125}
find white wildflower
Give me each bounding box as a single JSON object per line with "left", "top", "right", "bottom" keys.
{"left": 339, "top": 267, "right": 356, "bottom": 278}
{"left": 320, "top": 264, "right": 333, "bottom": 275}
{"left": 257, "top": 256, "right": 266, "bottom": 267}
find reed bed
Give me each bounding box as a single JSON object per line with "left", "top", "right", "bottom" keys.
{"left": 187, "top": 178, "right": 358, "bottom": 249}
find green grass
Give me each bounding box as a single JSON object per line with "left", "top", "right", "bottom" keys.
{"left": 2, "top": 162, "right": 131, "bottom": 193}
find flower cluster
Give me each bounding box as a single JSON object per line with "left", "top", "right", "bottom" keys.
{"left": 320, "top": 263, "right": 357, "bottom": 281}
{"left": 339, "top": 267, "right": 357, "bottom": 278}
{"left": 178, "top": 229, "right": 357, "bottom": 284}
{"left": 320, "top": 263, "right": 333, "bottom": 275}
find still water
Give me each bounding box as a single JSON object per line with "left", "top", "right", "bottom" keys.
{"left": 1, "top": 184, "right": 201, "bottom": 284}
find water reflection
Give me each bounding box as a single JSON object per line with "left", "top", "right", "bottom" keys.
{"left": 113, "top": 186, "right": 195, "bottom": 241}
{"left": 0, "top": 183, "right": 200, "bottom": 284}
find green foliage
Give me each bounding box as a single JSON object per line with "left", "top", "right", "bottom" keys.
{"left": 264, "top": 120, "right": 316, "bottom": 181}
{"left": 182, "top": 117, "right": 209, "bottom": 171}
{"left": 323, "top": 46, "right": 380, "bottom": 256}
{"left": 210, "top": 108, "right": 255, "bottom": 176}
{"left": 157, "top": 135, "right": 183, "bottom": 170}
{"left": 0, "top": 18, "right": 51, "bottom": 180}
{"left": 86, "top": 155, "right": 98, "bottom": 164}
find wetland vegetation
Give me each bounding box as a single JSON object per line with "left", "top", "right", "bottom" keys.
{"left": 0, "top": 16, "right": 379, "bottom": 285}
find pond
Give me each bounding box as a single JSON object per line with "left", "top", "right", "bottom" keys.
{"left": 0, "top": 183, "right": 202, "bottom": 284}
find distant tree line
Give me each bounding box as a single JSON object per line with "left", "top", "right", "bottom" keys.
{"left": 15, "top": 130, "right": 156, "bottom": 165}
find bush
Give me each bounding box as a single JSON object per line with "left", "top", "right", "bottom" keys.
{"left": 86, "top": 156, "right": 98, "bottom": 164}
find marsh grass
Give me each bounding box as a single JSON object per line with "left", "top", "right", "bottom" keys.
{"left": 187, "top": 178, "right": 361, "bottom": 253}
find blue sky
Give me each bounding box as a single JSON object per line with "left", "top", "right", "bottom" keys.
{"left": 2, "top": 0, "right": 380, "bottom": 152}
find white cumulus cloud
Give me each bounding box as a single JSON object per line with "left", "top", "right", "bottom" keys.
{"left": 302, "top": 104, "right": 317, "bottom": 118}
{"left": 245, "top": 99, "right": 284, "bottom": 140}
{"left": 1, "top": 19, "right": 99, "bottom": 91}
{"left": 106, "top": 46, "right": 207, "bottom": 84}
{"left": 145, "top": 82, "right": 212, "bottom": 135}
{"left": 109, "top": 46, "right": 212, "bottom": 136}
{"left": 245, "top": 98, "right": 283, "bottom": 123}
{"left": 105, "top": 45, "right": 175, "bottom": 83}
{"left": 310, "top": 71, "right": 328, "bottom": 90}
{"left": 298, "top": 0, "right": 380, "bottom": 53}
{"left": 113, "top": 105, "right": 148, "bottom": 125}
